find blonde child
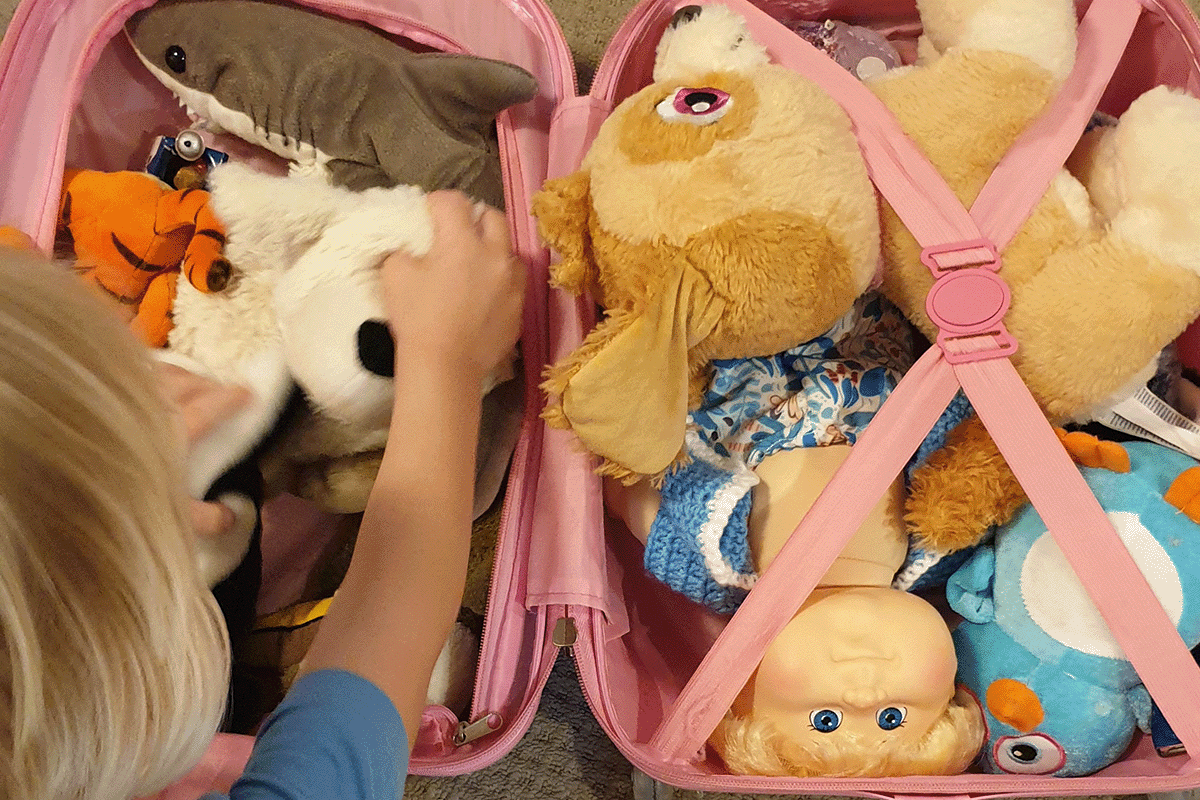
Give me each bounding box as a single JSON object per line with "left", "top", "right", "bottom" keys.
{"left": 0, "top": 190, "right": 525, "bottom": 800}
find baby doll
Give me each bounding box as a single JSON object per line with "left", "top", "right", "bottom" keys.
{"left": 608, "top": 440, "right": 985, "bottom": 777}
{"left": 601, "top": 291, "right": 983, "bottom": 776}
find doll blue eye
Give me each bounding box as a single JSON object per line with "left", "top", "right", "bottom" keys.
{"left": 877, "top": 706, "right": 907, "bottom": 730}
{"left": 809, "top": 709, "right": 842, "bottom": 732}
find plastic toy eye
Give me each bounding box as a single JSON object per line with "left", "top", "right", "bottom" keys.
{"left": 165, "top": 44, "right": 187, "bottom": 74}
{"left": 992, "top": 734, "right": 1066, "bottom": 774}
{"left": 174, "top": 130, "right": 205, "bottom": 161}
{"left": 655, "top": 87, "right": 732, "bottom": 126}
{"left": 809, "top": 709, "right": 842, "bottom": 733}
{"left": 876, "top": 706, "right": 907, "bottom": 730}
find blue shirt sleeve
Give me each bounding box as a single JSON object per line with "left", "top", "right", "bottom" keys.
{"left": 203, "top": 669, "right": 408, "bottom": 800}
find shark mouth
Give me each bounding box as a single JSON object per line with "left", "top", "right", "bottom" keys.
{"left": 130, "top": 43, "right": 331, "bottom": 169}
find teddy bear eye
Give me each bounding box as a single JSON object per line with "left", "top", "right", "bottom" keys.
{"left": 655, "top": 87, "right": 732, "bottom": 126}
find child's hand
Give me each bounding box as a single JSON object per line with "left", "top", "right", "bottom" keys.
{"left": 156, "top": 362, "right": 252, "bottom": 539}
{"left": 380, "top": 191, "right": 525, "bottom": 387}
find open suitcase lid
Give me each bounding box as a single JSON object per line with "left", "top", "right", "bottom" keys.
{"left": 0, "top": 0, "right": 583, "bottom": 788}
{"left": 537, "top": 0, "right": 1200, "bottom": 794}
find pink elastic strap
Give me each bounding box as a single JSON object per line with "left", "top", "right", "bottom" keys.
{"left": 734, "top": 0, "right": 984, "bottom": 247}
{"left": 650, "top": 0, "right": 1200, "bottom": 764}
{"left": 960, "top": 357, "right": 1200, "bottom": 757}
{"left": 648, "top": 347, "right": 962, "bottom": 760}
{"left": 970, "top": 0, "right": 1145, "bottom": 249}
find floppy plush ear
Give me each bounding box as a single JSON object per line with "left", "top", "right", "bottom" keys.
{"left": 542, "top": 263, "right": 725, "bottom": 481}
{"left": 531, "top": 170, "right": 594, "bottom": 293}
{"left": 946, "top": 545, "right": 998, "bottom": 624}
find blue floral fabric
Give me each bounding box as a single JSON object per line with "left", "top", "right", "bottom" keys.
{"left": 690, "top": 293, "right": 914, "bottom": 465}
{"left": 644, "top": 292, "right": 915, "bottom": 612}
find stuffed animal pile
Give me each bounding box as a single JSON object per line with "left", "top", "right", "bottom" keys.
{"left": 533, "top": 0, "right": 1200, "bottom": 779}
{"left": 35, "top": 0, "right": 541, "bottom": 732}
{"left": 950, "top": 435, "right": 1200, "bottom": 776}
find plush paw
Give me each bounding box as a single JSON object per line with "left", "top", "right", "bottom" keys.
{"left": 907, "top": 415, "right": 1029, "bottom": 554}
{"left": 1078, "top": 87, "right": 1200, "bottom": 274}
{"left": 916, "top": 0, "right": 1077, "bottom": 81}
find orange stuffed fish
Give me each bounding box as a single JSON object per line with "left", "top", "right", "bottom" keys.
{"left": 58, "top": 168, "right": 231, "bottom": 347}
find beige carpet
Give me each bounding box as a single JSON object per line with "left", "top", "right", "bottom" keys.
{"left": 3, "top": 0, "right": 1198, "bottom": 798}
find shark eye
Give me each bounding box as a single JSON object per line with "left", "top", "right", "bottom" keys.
{"left": 993, "top": 734, "right": 1066, "bottom": 774}
{"left": 165, "top": 44, "right": 187, "bottom": 73}
{"left": 655, "top": 87, "right": 732, "bottom": 126}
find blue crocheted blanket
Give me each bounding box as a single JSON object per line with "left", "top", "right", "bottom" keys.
{"left": 643, "top": 293, "right": 915, "bottom": 613}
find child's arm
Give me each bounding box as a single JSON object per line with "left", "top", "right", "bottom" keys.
{"left": 297, "top": 190, "right": 525, "bottom": 744}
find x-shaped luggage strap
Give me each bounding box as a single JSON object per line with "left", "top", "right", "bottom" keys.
{"left": 649, "top": 0, "right": 1200, "bottom": 765}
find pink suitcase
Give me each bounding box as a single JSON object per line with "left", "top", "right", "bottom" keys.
{"left": 0, "top": 0, "right": 579, "bottom": 791}
{"left": 535, "top": 0, "right": 1200, "bottom": 795}
{"left": 4, "top": 0, "right": 1200, "bottom": 796}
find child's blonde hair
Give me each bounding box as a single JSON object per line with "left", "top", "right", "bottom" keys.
{"left": 711, "top": 686, "right": 985, "bottom": 778}
{"left": 0, "top": 249, "right": 230, "bottom": 799}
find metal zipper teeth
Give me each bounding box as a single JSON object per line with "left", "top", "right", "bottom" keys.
{"left": 454, "top": 0, "right": 578, "bottom": 750}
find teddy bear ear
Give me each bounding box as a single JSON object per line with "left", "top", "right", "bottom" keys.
{"left": 553, "top": 264, "right": 724, "bottom": 477}
{"left": 532, "top": 169, "right": 595, "bottom": 293}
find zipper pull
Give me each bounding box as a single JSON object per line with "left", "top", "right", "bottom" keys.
{"left": 453, "top": 712, "right": 503, "bottom": 746}
{"left": 553, "top": 616, "right": 577, "bottom": 647}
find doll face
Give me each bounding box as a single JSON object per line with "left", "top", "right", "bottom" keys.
{"left": 743, "top": 587, "right": 958, "bottom": 749}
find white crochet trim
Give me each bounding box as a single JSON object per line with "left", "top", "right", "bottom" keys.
{"left": 892, "top": 548, "right": 943, "bottom": 591}
{"left": 686, "top": 430, "right": 760, "bottom": 590}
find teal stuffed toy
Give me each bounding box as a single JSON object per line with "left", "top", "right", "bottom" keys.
{"left": 948, "top": 438, "right": 1200, "bottom": 776}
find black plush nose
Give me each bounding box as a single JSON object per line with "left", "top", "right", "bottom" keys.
{"left": 357, "top": 320, "right": 395, "bottom": 377}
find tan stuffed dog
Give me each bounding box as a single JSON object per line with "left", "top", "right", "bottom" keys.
{"left": 873, "top": 0, "right": 1200, "bottom": 553}
{"left": 535, "top": 4, "right": 880, "bottom": 483}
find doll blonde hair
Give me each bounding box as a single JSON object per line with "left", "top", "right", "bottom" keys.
{"left": 0, "top": 249, "right": 230, "bottom": 799}
{"left": 711, "top": 686, "right": 985, "bottom": 778}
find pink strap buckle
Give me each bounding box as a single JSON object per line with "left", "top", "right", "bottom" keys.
{"left": 922, "top": 240, "right": 1016, "bottom": 364}
{"left": 920, "top": 238, "right": 1000, "bottom": 274}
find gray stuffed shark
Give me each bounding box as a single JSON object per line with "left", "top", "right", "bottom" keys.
{"left": 124, "top": 0, "right": 539, "bottom": 208}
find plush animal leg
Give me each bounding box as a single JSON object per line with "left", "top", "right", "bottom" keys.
{"left": 916, "top": 0, "right": 1077, "bottom": 81}
{"left": 907, "top": 425, "right": 1139, "bottom": 554}
{"left": 906, "top": 414, "right": 1029, "bottom": 554}
{"left": 1005, "top": 92, "right": 1200, "bottom": 423}
{"left": 1069, "top": 86, "right": 1200, "bottom": 277}
{"left": 130, "top": 270, "right": 178, "bottom": 348}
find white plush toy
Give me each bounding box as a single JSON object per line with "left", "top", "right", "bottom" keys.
{"left": 168, "top": 159, "right": 508, "bottom": 714}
